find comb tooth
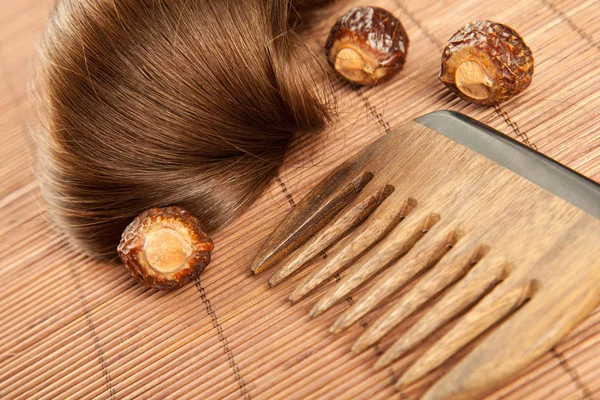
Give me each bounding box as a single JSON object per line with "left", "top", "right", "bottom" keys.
{"left": 394, "top": 280, "right": 536, "bottom": 390}
{"left": 374, "top": 256, "right": 507, "bottom": 370}
{"left": 309, "top": 209, "right": 441, "bottom": 318}
{"left": 251, "top": 171, "right": 374, "bottom": 274}
{"left": 289, "top": 197, "right": 417, "bottom": 303}
{"left": 421, "top": 221, "right": 600, "bottom": 400}
{"left": 351, "top": 241, "right": 487, "bottom": 354}
{"left": 329, "top": 224, "right": 461, "bottom": 334}
{"left": 268, "top": 185, "right": 395, "bottom": 287}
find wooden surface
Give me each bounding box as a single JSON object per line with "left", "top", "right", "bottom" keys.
{"left": 1, "top": 0, "right": 600, "bottom": 399}
{"left": 255, "top": 118, "right": 600, "bottom": 399}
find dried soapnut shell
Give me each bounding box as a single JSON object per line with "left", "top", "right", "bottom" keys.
{"left": 440, "top": 20, "right": 534, "bottom": 105}
{"left": 326, "top": 6, "right": 409, "bottom": 86}
{"left": 118, "top": 206, "right": 214, "bottom": 290}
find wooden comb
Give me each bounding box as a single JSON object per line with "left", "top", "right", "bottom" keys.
{"left": 251, "top": 111, "right": 600, "bottom": 399}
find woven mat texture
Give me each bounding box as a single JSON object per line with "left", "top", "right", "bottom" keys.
{"left": 0, "top": 0, "right": 599, "bottom": 399}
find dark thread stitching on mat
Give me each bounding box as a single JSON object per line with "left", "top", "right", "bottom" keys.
{"left": 69, "top": 264, "right": 116, "bottom": 400}
{"left": 358, "top": 91, "right": 392, "bottom": 134}
{"left": 195, "top": 278, "right": 251, "bottom": 400}
{"left": 398, "top": 388, "right": 411, "bottom": 400}
{"left": 494, "top": 105, "right": 538, "bottom": 149}
{"left": 275, "top": 173, "right": 296, "bottom": 208}
{"left": 392, "top": 370, "right": 412, "bottom": 400}
{"left": 372, "top": 343, "right": 383, "bottom": 357}
{"left": 551, "top": 348, "right": 593, "bottom": 399}
{"left": 395, "top": 1, "right": 443, "bottom": 49}
{"left": 388, "top": 368, "right": 399, "bottom": 385}
{"left": 542, "top": 0, "right": 600, "bottom": 52}
{"left": 358, "top": 321, "right": 384, "bottom": 356}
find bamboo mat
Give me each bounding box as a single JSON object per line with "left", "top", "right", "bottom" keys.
{"left": 1, "top": 0, "right": 599, "bottom": 399}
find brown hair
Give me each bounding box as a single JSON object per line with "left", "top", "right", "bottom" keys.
{"left": 36, "top": 0, "right": 333, "bottom": 259}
